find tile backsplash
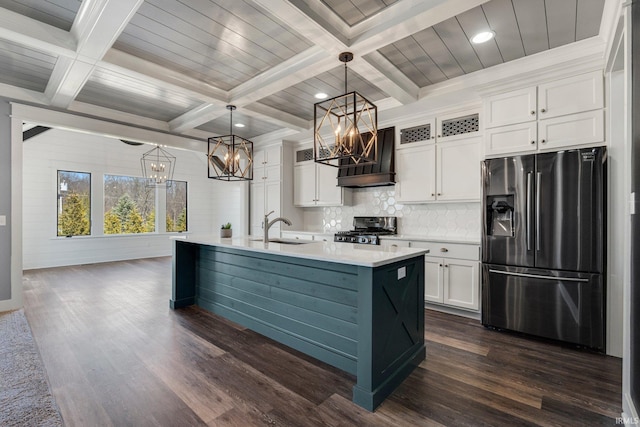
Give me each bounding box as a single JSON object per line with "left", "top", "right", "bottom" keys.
{"left": 303, "top": 188, "right": 481, "bottom": 240}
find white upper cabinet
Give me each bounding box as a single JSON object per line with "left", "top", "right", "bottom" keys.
{"left": 537, "top": 71, "right": 604, "bottom": 120}
{"left": 483, "top": 71, "right": 604, "bottom": 157}
{"left": 395, "top": 144, "right": 436, "bottom": 203}
{"left": 484, "top": 87, "right": 537, "bottom": 128}
{"left": 396, "top": 110, "right": 481, "bottom": 203}
{"left": 293, "top": 145, "right": 346, "bottom": 207}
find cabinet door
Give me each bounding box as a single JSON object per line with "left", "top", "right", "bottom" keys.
{"left": 316, "top": 164, "right": 342, "bottom": 206}
{"left": 537, "top": 71, "right": 603, "bottom": 119}
{"left": 484, "top": 122, "right": 537, "bottom": 157}
{"left": 484, "top": 87, "right": 537, "bottom": 128}
{"left": 396, "top": 145, "right": 436, "bottom": 203}
{"left": 293, "top": 163, "right": 316, "bottom": 207}
{"left": 265, "top": 181, "right": 282, "bottom": 235}
{"left": 437, "top": 136, "right": 481, "bottom": 201}
{"left": 250, "top": 182, "right": 265, "bottom": 237}
{"left": 537, "top": 110, "right": 604, "bottom": 152}
{"left": 443, "top": 259, "right": 479, "bottom": 310}
{"left": 424, "top": 257, "right": 443, "bottom": 303}
{"left": 264, "top": 145, "right": 282, "bottom": 181}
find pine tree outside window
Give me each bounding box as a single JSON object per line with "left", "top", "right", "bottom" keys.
{"left": 166, "top": 181, "right": 187, "bottom": 232}
{"left": 104, "top": 175, "right": 156, "bottom": 234}
{"left": 57, "top": 170, "right": 91, "bottom": 237}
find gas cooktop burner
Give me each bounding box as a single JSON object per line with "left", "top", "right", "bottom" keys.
{"left": 333, "top": 216, "right": 397, "bottom": 245}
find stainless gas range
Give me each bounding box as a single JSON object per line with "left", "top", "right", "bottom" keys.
{"left": 333, "top": 216, "right": 397, "bottom": 245}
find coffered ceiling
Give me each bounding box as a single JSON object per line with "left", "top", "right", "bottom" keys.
{"left": 0, "top": 0, "right": 609, "bottom": 142}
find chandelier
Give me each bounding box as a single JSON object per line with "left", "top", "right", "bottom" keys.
{"left": 207, "top": 105, "right": 253, "bottom": 181}
{"left": 141, "top": 145, "right": 175, "bottom": 187}
{"left": 314, "top": 52, "right": 378, "bottom": 167}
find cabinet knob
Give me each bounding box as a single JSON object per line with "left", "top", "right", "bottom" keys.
{"left": 541, "top": 139, "right": 546, "bottom": 144}
{"left": 431, "top": 193, "right": 435, "bottom": 197}
{"left": 540, "top": 108, "right": 547, "bottom": 113}
{"left": 439, "top": 264, "right": 443, "bottom": 267}
{"left": 437, "top": 193, "right": 441, "bottom": 196}
{"left": 445, "top": 264, "right": 449, "bottom": 268}
{"left": 438, "top": 135, "right": 441, "bottom": 138}
{"left": 440, "top": 248, "right": 448, "bottom": 252}
{"left": 531, "top": 140, "right": 535, "bottom": 145}
{"left": 530, "top": 111, "right": 535, "bottom": 115}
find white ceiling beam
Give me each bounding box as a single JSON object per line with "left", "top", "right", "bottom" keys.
{"left": 11, "top": 102, "right": 206, "bottom": 152}
{"left": 229, "top": 46, "right": 334, "bottom": 104}
{"left": 250, "top": 0, "right": 346, "bottom": 48}
{"left": 351, "top": 53, "right": 419, "bottom": 104}
{"left": 349, "top": 0, "right": 492, "bottom": 54}
{"left": 172, "top": 46, "right": 334, "bottom": 133}
{"left": 243, "top": 103, "right": 309, "bottom": 132}
{"left": 0, "top": 82, "right": 49, "bottom": 105}
{"left": 169, "top": 104, "right": 228, "bottom": 134}
{"left": 102, "top": 49, "right": 228, "bottom": 103}
{"left": 46, "top": 0, "right": 144, "bottom": 108}
{"left": 0, "top": 7, "right": 75, "bottom": 56}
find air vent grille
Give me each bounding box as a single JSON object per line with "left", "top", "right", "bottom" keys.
{"left": 296, "top": 147, "right": 333, "bottom": 162}
{"left": 296, "top": 148, "right": 314, "bottom": 162}
{"left": 441, "top": 114, "right": 479, "bottom": 137}
{"left": 400, "top": 124, "right": 431, "bottom": 144}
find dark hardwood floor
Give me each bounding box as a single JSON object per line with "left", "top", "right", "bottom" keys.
{"left": 22, "top": 257, "right": 621, "bottom": 426}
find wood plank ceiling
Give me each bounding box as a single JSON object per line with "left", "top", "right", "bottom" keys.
{"left": 0, "top": 0, "right": 606, "bottom": 143}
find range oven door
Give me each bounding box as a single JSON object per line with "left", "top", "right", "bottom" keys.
{"left": 482, "top": 264, "right": 604, "bottom": 350}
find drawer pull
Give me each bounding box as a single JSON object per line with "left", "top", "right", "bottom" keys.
{"left": 440, "top": 248, "right": 448, "bottom": 252}
{"left": 391, "top": 244, "right": 398, "bottom": 248}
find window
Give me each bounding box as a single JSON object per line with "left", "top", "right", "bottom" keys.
{"left": 166, "top": 181, "right": 187, "bottom": 232}
{"left": 57, "top": 170, "right": 91, "bottom": 236}
{"left": 104, "top": 175, "right": 155, "bottom": 234}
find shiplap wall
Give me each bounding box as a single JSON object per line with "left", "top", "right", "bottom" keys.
{"left": 22, "top": 127, "right": 243, "bottom": 269}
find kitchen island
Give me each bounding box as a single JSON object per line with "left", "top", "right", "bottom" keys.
{"left": 171, "top": 235, "right": 427, "bottom": 411}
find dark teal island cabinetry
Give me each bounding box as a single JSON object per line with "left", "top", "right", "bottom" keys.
{"left": 171, "top": 237, "right": 427, "bottom": 411}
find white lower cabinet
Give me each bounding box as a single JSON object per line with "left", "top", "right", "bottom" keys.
{"left": 410, "top": 241, "right": 480, "bottom": 312}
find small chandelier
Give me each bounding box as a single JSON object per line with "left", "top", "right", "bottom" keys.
{"left": 314, "top": 52, "right": 378, "bottom": 167}
{"left": 141, "top": 145, "right": 175, "bottom": 187}
{"left": 207, "top": 105, "right": 253, "bottom": 181}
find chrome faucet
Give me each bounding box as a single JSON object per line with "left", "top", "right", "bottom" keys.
{"left": 263, "top": 210, "right": 292, "bottom": 243}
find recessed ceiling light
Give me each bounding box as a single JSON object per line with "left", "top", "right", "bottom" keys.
{"left": 234, "top": 123, "right": 245, "bottom": 128}
{"left": 471, "top": 30, "right": 495, "bottom": 44}
{"left": 315, "top": 92, "right": 328, "bottom": 99}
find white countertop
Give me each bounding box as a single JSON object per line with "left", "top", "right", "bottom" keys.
{"left": 381, "top": 235, "right": 481, "bottom": 245}
{"left": 282, "top": 230, "right": 480, "bottom": 245}
{"left": 172, "top": 234, "right": 428, "bottom": 267}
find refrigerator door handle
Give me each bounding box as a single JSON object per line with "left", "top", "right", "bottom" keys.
{"left": 536, "top": 172, "right": 541, "bottom": 251}
{"left": 488, "top": 269, "right": 590, "bottom": 283}
{"left": 526, "top": 172, "right": 532, "bottom": 251}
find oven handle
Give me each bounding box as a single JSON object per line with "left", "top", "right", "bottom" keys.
{"left": 488, "top": 269, "right": 589, "bottom": 283}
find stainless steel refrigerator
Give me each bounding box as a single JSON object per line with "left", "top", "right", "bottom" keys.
{"left": 481, "top": 147, "right": 606, "bottom": 350}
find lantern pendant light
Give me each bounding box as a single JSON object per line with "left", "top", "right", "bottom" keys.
{"left": 207, "top": 105, "right": 253, "bottom": 181}
{"left": 313, "top": 52, "right": 378, "bottom": 167}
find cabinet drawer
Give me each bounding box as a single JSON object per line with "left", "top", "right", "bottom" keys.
{"left": 312, "top": 234, "right": 333, "bottom": 242}
{"left": 280, "top": 232, "right": 314, "bottom": 241}
{"left": 410, "top": 241, "right": 479, "bottom": 260}
{"left": 379, "top": 239, "right": 411, "bottom": 249}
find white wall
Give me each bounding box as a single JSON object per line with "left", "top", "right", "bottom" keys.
{"left": 22, "top": 127, "right": 243, "bottom": 269}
